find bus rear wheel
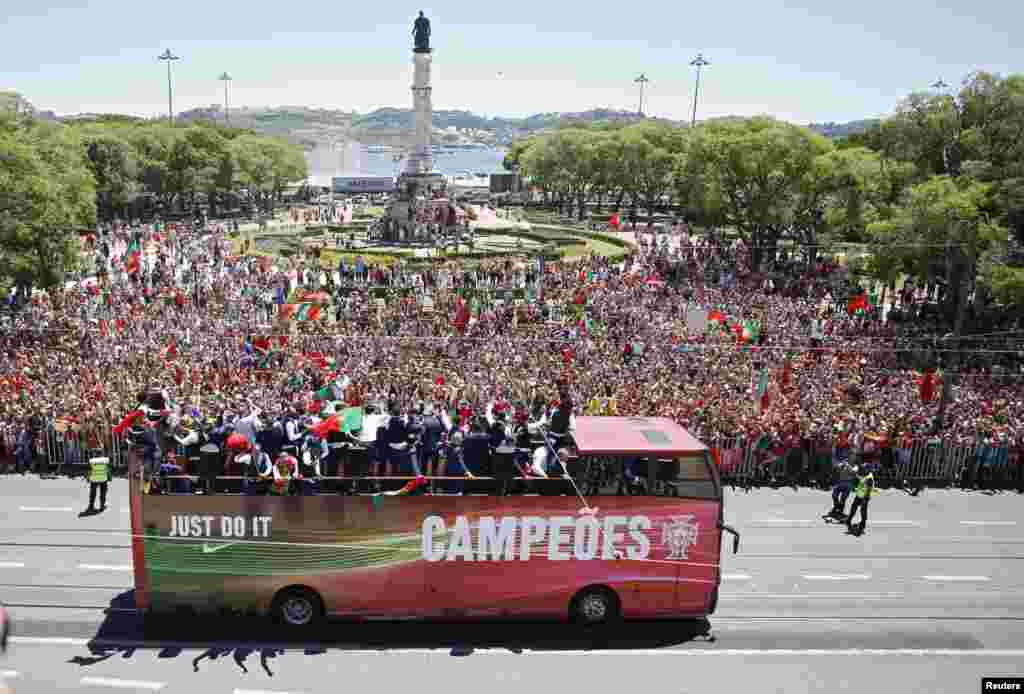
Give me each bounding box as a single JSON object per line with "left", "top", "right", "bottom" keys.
{"left": 570, "top": 587, "right": 621, "bottom": 626}
{"left": 271, "top": 587, "right": 324, "bottom": 630}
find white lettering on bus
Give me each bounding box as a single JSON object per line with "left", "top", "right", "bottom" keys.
{"left": 601, "top": 516, "right": 626, "bottom": 559}
{"left": 627, "top": 516, "right": 652, "bottom": 560}
{"left": 422, "top": 516, "right": 446, "bottom": 561}
{"left": 168, "top": 514, "right": 271, "bottom": 538}
{"left": 477, "top": 517, "right": 517, "bottom": 560}
{"left": 421, "top": 515, "right": 657, "bottom": 562}
{"left": 573, "top": 515, "right": 600, "bottom": 560}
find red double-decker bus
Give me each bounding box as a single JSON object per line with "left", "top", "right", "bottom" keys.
{"left": 128, "top": 416, "right": 739, "bottom": 629}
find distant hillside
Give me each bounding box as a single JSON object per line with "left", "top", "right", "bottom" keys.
{"left": 7, "top": 91, "right": 881, "bottom": 148}
{"left": 807, "top": 119, "right": 880, "bottom": 139}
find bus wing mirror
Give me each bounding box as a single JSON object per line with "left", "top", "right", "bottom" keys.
{"left": 718, "top": 522, "right": 740, "bottom": 554}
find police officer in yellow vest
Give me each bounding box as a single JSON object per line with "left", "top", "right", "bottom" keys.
{"left": 86, "top": 456, "right": 111, "bottom": 514}
{"left": 846, "top": 465, "right": 875, "bottom": 536}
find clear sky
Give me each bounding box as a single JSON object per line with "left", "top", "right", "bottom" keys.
{"left": 1, "top": 0, "right": 1018, "bottom": 124}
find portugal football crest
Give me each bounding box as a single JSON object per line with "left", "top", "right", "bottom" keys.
{"left": 662, "top": 515, "right": 700, "bottom": 560}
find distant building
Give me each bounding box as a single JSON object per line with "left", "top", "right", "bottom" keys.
{"left": 332, "top": 176, "right": 396, "bottom": 194}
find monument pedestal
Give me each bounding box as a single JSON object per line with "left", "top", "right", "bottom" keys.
{"left": 384, "top": 44, "right": 446, "bottom": 244}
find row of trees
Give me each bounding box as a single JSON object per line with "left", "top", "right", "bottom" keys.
{"left": 503, "top": 71, "right": 1024, "bottom": 306}
{"left": 72, "top": 117, "right": 307, "bottom": 220}
{"left": 0, "top": 103, "right": 309, "bottom": 289}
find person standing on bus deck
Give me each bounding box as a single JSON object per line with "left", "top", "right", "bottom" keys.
{"left": 85, "top": 456, "right": 111, "bottom": 514}
{"left": 847, "top": 466, "right": 875, "bottom": 536}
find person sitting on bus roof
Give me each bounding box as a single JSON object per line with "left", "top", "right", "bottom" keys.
{"left": 271, "top": 450, "right": 298, "bottom": 496}
{"left": 242, "top": 448, "right": 273, "bottom": 495}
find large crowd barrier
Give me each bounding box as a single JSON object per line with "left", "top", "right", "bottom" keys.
{"left": 706, "top": 433, "right": 1021, "bottom": 490}
{"left": 2, "top": 419, "right": 1020, "bottom": 490}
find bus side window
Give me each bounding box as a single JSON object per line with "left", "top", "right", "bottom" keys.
{"left": 659, "top": 454, "right": 718, "bottom": 500}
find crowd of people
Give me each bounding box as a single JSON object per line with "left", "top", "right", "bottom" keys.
{"left": 0, "top": 210, "right": 1021, "bottom": 486}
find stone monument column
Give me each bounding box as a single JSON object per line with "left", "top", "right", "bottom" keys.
{"left": 405, "top": 48, "right": 434, "bottom": 176}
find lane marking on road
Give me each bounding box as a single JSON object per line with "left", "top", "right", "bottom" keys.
{"left": 547, "top": 649, "right": 1024, "bottom": 656}
{"left": 19, "top": 506, "right": 73, "bottom": 512}
{"left": 0, "top": 562, "right": 26, "bottom": 569}
{"left": 722, "top": 574, "right": 752, "bottom": 580}
{"left": 960, "top": 520, "right": 1018, "bottom": 526}
{"left": 922, "top": 575, "right": 992, "bottom": 582}
{"left": 0, "top": 671, "right": 19, "bottom": 679}
{"left": 11, "top": 637, "right": 89, "bottom": 646}
{"left": 78, "top": 564, "right": 132, "bottom": 572}
{"left": 745, "top": 522, "right": 815, "bottom": 528}
{"left": 81, "top": 676, "right": 166, "bottom": 690}
{"left": 801, "top": 574, "right": 871, "bottom": 581}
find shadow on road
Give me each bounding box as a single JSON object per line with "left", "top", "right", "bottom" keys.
{"left": 68, "top": 591, "right": 712, "bottom": 674}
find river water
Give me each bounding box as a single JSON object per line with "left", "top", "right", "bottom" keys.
{"left": 306, "top": 143, "right": 507, "bottom": 186}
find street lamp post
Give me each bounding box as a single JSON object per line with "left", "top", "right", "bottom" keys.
{"left": 690, "top": 53, "right": 710, "bottom": 127}
{"left": 158, "top": 49, "right": 180, "bottom": 125}
{"left": 218, "top": 72, "right": 232, "bottom": 125}
{"left": 635, "top": 73, "right": 649, "bottom": 116}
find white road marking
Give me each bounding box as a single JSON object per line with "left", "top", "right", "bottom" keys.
{"left": 547, "top": 649, "right": 1024, "bottom": 656}
{"left": 960, "top": 520, "right": 1017, "bottom": 526}
{"left": 0, "top": 671, "right": 19, "bottom": 679}
{"left": 802, "top": 574, "right": 871, "bottom": 581}
{"left": 81, "top": 676, "right": 165, "bottom": 690}
{"left": 922, "top": 575, "right": 992, "bottom": 582}
{"left": 10, "top": 636, "right": 89, "bottom": 646}
{"left": 0, "top": 562, "right": 26, "bottom": 569}
{"left": 78, "top": 564, "right": 132, "bottom": 572}
{"left": 19, "top": 506, "right": 73, "bottom": 512}
{"left": 722, "top": 574, "right": 752, "bottom": 580}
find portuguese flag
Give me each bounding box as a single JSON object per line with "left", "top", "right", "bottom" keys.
{"left": 279, "top": 303, "right": 323, "bottom": 321}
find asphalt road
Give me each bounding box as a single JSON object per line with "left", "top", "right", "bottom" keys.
{"left": 1, "top": 476, "right": 1022, "bottom": 693}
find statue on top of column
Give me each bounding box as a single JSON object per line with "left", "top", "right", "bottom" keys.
{"left": 412, "top": 11, "right": 431, "bottom": 51}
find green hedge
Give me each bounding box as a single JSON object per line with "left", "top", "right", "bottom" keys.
{"left": 531, "top": 224, "right": 636, "bottom": 250}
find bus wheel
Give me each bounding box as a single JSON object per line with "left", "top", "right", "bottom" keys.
{"left": 271, "top": 587, "right": 324, "bottom": 629}
{"left": 570, "top": 587, "right": 620, "bottom": 626}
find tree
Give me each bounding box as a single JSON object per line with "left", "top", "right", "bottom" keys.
{"left": 683, "top": 116, "right": 833, "bottom": 270}
{"left": 77, "top": 126, "right": 138, "bottom": 221}
{"left": 0, "top": 116, "right": 96, "bottom": 288}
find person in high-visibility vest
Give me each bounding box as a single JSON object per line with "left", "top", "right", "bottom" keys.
{"left": 847, "top": 467, "right": 875, "bottom": 536}
{"left": 86, "top": 456, "right": 111, "bottom": 514}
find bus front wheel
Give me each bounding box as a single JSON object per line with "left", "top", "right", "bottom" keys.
{"left": 570, "top": 587, "right": 621, "bottom": 626}
{"left": 271, "top": 587, "right": 324, "bottom": 629}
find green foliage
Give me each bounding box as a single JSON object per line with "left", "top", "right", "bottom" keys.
{"left": 0, "top": 116, "right": 96, "bottom": 288}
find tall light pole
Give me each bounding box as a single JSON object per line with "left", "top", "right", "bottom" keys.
{"left": 158, "top": 49, "right": 180, "bottom": 125}
{"left": 635, "top": 73, "right": 649, "bottom": 116}
{"left": 690, "top": 53, "right": 710, "bottom": 127}
{"left": 218, "top": 72, "right": 232, "bottom": 125}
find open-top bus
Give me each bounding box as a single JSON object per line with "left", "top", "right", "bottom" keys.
{"left": 128, "top": 416, "right": 739, "bottom": 628}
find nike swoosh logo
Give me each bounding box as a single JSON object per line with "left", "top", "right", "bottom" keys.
{"left": 201, "top": 543, "right": 236, "bottom": 554}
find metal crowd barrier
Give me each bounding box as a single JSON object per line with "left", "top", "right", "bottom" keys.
{"left": 709, "top": 434, "right": 1020, "bottom": 490}
{"left": 3, "top": 418, "right": 1020, "bottom": 490}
